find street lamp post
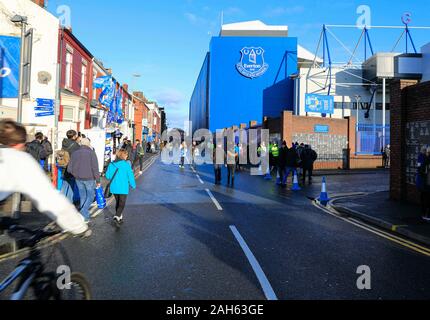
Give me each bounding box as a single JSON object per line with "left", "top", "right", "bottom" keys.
{"left": 11, "top": 15, "right": 28, "bottom": 123}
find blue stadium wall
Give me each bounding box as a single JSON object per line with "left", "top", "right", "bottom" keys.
{"left": 190, "top": 36, "right": 297, "bottom": 132}
{"left": 190, "top": 53, "right": 210, "bottom": 133}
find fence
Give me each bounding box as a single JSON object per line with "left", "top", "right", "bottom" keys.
{"left": 356, "top": 124, "right": 390, "bottom": 155}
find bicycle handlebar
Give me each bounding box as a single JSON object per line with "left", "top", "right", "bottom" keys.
{"left": 0, "top": 218, "right": 62, "bottom": 248}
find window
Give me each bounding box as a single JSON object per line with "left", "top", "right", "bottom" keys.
{"left": 65, "top": 50, "right": 73, "bottom": 89}
{"left": 62, "top": 106, "right": 74, "bottom": 122}
{"left": 81, "top": 62, "right": 87, "bottom": 96}
{"left": 92, "top": 69, "right": 97, "bottom": 100}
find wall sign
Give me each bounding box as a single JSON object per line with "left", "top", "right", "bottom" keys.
{"left": 236, "top": 47, "right": 269, "bottom": 79}
{"left": 315, "top": 125, "right": 330, "bottom": 133}
{"left": 406, "top": 121, "right": 430, "bottom": 185}
{"left": 305, "top": 94, "right": 335, "bottom": 115}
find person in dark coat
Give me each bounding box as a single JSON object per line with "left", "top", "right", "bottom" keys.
{"left": 278, "top": 141, "right": 289, "bottom": 187}
{"left": 60, "top": 130, "right": 81, "bottom": 203}
{"left": 67, "top": 138, "right": 101, "bottom": 223}
{"left": 301, "top": 145, "right": 318, "bottom": 184}
{"left": 284, "top": 144, "right": 300, "bottom": 185}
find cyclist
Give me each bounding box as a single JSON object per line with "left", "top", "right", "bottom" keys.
{"left": 0, "top": 119, "right": 89, "bottom": 236}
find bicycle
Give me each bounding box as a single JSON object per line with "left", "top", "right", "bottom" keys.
{"left": 0, "top": 218, "right": 91, "bottom": 300}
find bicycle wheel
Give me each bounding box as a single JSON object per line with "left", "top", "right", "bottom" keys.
{"left": 57, "top": 273, "right": 92, "bottom": 300}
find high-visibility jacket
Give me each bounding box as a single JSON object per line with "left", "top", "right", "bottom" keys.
{"left": 271, "top": 145, "right": 279, "bottom": 157}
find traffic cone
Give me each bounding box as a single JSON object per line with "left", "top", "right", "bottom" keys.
{"left": 291, "top": 171, "right": 301, "bottom": 191}
{"left": 318, "top": 177, "right": 331, "bottom": 206}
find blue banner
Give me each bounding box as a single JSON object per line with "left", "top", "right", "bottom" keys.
{"left": 93, "top": 76, "right": 110, "bottom": 89}
{"left": 99, "top": 76, "right": 116, "bottom": 110}
{"left": 0, "top": 36, "right": 21, "bottom": 98}
{"left": 305, "top": 94, "right": 334, "bottom": 115}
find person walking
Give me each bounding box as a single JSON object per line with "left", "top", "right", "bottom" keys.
{"left": 284, "top": 144, "right": 300, "bottom": 185}
{"left": 213, "top": 142, "right": 223, "bottom": 185}
{"left": 41, "top": 135, "right": 53, "bottom": 172}
{"left": 417, "top": 146, "right": 430, "bottom": 221}
{"left": 301, "top": 145, "right": 318, "bottom": 185}
{"left": 384, "top": 144, "right": 391, "bottom": 169}
{"left": 0, "top": 119, "right": 90, "bottom": 237}
{"left": 59, "top": 130, "right": 81, "bottom": 203}
{"left": 26, "top": 132, "right": 47, "bottom": 165}
{"left": 135, "top": 139, "right": 145, "bottom": 175}
{"left": 226, "top": 144, "right": 238, "bottom": 187}
{"left": 179, "top": 142, "right": 187, "bottom": 169}
{"left": 271, "top": 142, "right": 280, "bottom": 175}
{"left": 67, "top": 138, "right": 101, "bottom": 223}
{"left": 278, "top": 141, "right": 288, "bottom": 187}
{"left": 106, "top": 149, "right": 136, "bottom": 225}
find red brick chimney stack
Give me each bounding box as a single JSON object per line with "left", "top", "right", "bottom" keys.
{"left": 32, "top": 0, "right": 46, "bottom": 8}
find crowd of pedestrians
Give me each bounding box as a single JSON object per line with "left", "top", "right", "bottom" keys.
{"left": 268, "top": 141, "right": 318, "bottom": 188}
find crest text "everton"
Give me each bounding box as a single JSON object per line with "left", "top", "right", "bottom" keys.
{"left": 236, "top": 47, "right": 269, "bottom": 79}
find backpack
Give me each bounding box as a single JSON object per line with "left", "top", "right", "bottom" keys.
{"left": 56, "top": 150, "right": 71, "bottom": 168}
{"left": 26, "top": 141, "right": 44, "bottom": 161}
{"left": 42, "top": 140, "right": 53, "bottom": 157}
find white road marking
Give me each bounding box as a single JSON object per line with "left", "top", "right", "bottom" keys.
{"left": 196, "top": 174, "right": 204, "bottom": 184}
{"left": 229, "top": 225, "right": 278, "bottom": 301}
{"left": 313, "top": 201, "right": 430, "bottom": 257}
{"left": 205, "top": 189, "right": 223, "bottom": 211}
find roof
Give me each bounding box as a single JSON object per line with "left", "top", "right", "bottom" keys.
{"left": 298, "top": 45, "right": 323, "bottom": 63}
{"left": 220, "top": 20, "right": 288, "bottom": 37}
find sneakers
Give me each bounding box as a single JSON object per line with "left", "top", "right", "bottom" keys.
{"left": 113, "top": 215, "right": 124, "bottom": 224}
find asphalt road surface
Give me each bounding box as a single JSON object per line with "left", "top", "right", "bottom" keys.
{"left": 1, "top": 159, "right": 429, "bottom": 300}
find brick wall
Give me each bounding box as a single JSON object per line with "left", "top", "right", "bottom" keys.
{"left": 390, "top": 80, "right": 430, "bottom": 204}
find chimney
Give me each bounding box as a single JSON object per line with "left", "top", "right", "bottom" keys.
{"left": 32, "top": 0, "right": 45, "bottom": 8}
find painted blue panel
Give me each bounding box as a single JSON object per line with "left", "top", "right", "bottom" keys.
{"left": 208, "top": 36, "right": 297, "bottom": 131}
{"left": 0, "top": 36, "right": 21, "bottom": 98}
{"left": 305, "top": 94, "right": 334, "bottom": 115}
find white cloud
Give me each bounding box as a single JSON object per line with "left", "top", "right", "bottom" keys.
{"left": 152, "top": 88, "right": 186, "bottom": 108}
{"left": 184, "top": 12, "right": 206, "bottom": 25}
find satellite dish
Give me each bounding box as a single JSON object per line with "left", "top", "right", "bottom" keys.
{"left": 38, "top": 71, "right": 52, "bottom": 84}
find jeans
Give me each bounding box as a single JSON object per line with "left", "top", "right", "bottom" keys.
{"left": 214, "top": 164, "right": 222, "bottom": 184}
{"left": 61, "top": 178, "right": 76, "bottom": 204}
{"left": 137, "top": 156, "right": 144, "bottom": 171}
{"left": 76, "top": 180, "right": 96, "bottom": 221}
{"left": 302, "top": 166, "right": 314, "bottom": 183}
{"left": 227, "top": 164, "right": 236, "bottom": 185}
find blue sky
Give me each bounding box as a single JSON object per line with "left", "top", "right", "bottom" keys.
{"left": 46, "top": 0, "right": 430, "bottom": 128}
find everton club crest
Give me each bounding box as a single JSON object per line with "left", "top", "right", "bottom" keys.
{"left": 236, "top": 47, "right": 269, "bottom": 79}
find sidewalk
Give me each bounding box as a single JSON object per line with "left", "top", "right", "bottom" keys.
{"left": 0, "top": 152, "right": 159, "bottom": 257}
{"left": 313, "top": 168, "right": 389, "bottom": 176}
{"left": 332, "top": 191, "right": 430, "bottom": 246}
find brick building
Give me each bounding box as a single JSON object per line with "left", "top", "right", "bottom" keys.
{"left": 390, "top": 80, "right": 430, "bottom": 204}
{"left": 58, "top": 27, "right": 94, "bottom": 138}
{"left": 265, "top": 112, "right": 383, "bottom": 170}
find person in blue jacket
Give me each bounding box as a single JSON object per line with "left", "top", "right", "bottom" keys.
{"left": 106, "top": 149, "right": 137, "bottom": 224}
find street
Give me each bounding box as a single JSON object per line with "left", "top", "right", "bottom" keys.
{"left": 2, "top": 158, "right": 428, "bottom": 300}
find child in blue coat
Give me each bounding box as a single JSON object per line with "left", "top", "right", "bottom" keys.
{"left": 106, "top": 149, "right": 137, "bottom": 224}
